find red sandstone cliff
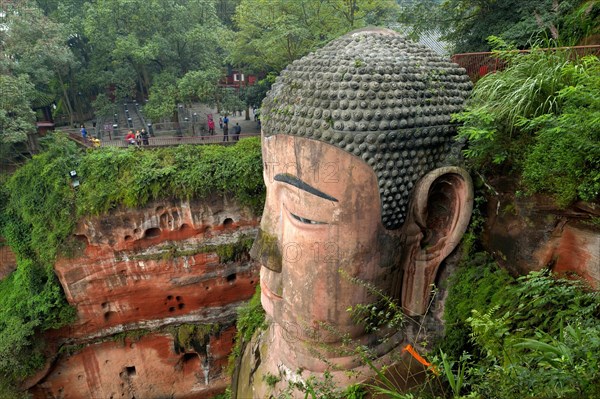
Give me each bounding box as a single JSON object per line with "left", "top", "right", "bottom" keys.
{"left": 29, "top": 196, "right": 260, "bottom": 398}
{"left": 483, "top": 178, "right": 600, "bottom": 289}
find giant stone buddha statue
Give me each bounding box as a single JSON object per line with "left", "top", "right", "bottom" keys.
{"left": 233, "top": 27, "right": 474, "bottom": 398}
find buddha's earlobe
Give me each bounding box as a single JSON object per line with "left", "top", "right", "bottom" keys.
{"left": 401, "top": 167, "right": 474, "bottom": 316}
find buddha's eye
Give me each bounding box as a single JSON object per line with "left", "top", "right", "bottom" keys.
{"left": 290, "top": 212, "right": 326, "bottom": 225}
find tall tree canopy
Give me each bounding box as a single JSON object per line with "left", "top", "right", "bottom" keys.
{"left": 228, "top": 0, "right": 400, "bottom": 73}
{"left": 398, "top": 0, "right": 600, "bottom": 53}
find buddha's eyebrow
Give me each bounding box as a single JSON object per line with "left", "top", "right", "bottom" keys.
{"left": 274, "top": 173, "right": 338, "bottom": 202}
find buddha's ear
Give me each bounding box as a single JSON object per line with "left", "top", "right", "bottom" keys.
{"left": 401, "top": 166, "right": 474, "bottom": 316}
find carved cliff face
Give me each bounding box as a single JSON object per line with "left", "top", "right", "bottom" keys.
{"left": 236, "top": 28, "right": 474, "bottom": 397}
{"left": 256, "top": 134, "right": 401, "bottom": 345}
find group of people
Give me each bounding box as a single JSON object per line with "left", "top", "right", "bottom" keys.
{"left": 208, "top": 115, "right": 241, "bottom": 142}
{"left": 80, "top": 124, "right": 101, "bottom": 147}
{"left": 125, "top": 128, "right": 150, "bottom": 146}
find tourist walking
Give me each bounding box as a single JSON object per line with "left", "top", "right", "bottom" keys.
{"left": 140, "top": 128, "right": 149, "bottom": 145}
{"left": 80, "top": 124, "right": 88, "bottom": 143}
{"left": 219, "top": 117, "right": 223, "bottom": 130}
{"left": 233, "top": 122, "right": 241, "bottom": 141}
{"left": 222, "top": 115, "right": 229, "bottom": 142}
{"left": 223, "top": 123, "right": 229, "bottom": 142}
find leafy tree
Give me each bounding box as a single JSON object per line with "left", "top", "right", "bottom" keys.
{"left": 1, "top": 0, "right": 80, "bottom": 125}
{"left": 228, "top": 0, "right": 400, "bottom": 73}
{"left": 398, "top": 0, "right": 599, "bottom": 53}
{"left": 243, "top": 73, "right": 277, "bottom": 113}
{"left": 0, "top": 75, "right": 37, "bottom": 162}
{"left": 91, "top": 93, "right": 117, "bottom": 120}
{"left": 84, "top": 0, "right": 225, "bottom": 101}
{"left": 143, "top": 71, "right": 179, "bottom": 122}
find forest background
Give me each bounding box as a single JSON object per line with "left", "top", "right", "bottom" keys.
{"left": 2, "top": 0, "right": 598, "bottom": 164}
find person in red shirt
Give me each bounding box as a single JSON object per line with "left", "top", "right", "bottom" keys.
{"left": 125, "top": 130, "right": 136, "bottom": 145}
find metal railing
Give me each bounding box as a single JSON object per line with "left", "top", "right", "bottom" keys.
{"left": 99, "top": 133, "right": 260, "bottom": 148}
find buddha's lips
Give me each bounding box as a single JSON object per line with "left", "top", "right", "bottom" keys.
{"left": 260, "top": 275, "right": 282, "bottom": 300}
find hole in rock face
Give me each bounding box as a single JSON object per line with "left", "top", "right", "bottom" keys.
{"left": 156, "top": 206, "right": 165, "bottom": 213}
{"left": 144, "top": 227, "right": 161, "bottom": 238}
{"left": 169, "top": 307, "right": 176, "bottom": 312}
{"left": 176, "top": 296, "right": 182, "bottom": 301}
{"left": 179, "top": 223, "right": 192, "bottom": 232}
{"left": 124, "top": 366, "right": 136, "bottom": 377}
{"left": 74, "top": 234, "right": 89, "bottom": 245}
{"left": 104, "top": 311, "right": 117, "bottom": 322}
{"left": 178, "top": 303, "right": 185, "bottom": 310}
{"left": 226, "top": 273, "right": 237, "bottom": 282}
{"left": 182, "top": 353, "right": 197, "bottom": 364}
{"left": 223, "top": 218, "right": 234, "bottom": 228}
{"left": 133, "top": 228, "right": 140, "bottom": 235}
{"left": 167, "top": 295, "right": 173, "bottom": 300}
{"left": 124, "top": 235, "right": 132, "bottom": 241}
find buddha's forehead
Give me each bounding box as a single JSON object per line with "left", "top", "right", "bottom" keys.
{"left": 262, "top": 28, "right": 471, "bottom": 229}
{"left": 262, "top": 134, "right": 379, "bottom": 204}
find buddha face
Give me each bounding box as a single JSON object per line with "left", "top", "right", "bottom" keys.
{"left": 255, "top": 134, "right": 402, "bottom": 344}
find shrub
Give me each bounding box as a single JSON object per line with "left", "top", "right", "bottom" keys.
{"left": 76, "top": 136, "right": 265, "bottom": 215}
{"left": 228, "top": 286, "right": 265, "bottom": 374}
{"left": 466, "top": 270, "right": 600, "bottom": 398}
{"left": 455, "top": 39, "right": 600, "bottom": 205}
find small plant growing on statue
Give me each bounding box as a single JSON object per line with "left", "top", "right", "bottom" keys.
{"left": 264, "top": 372, "right": 281, "bottom": 387}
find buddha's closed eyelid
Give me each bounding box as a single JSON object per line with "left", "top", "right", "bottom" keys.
{"left": 289, "top": 211, "right": 327, "bottom": 225}
{"left": 282, "top": 201, "right": 330, "bottom": 226}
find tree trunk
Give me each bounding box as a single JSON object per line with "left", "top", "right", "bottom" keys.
{"left": 58, "top": 74, "right": 75, "bottom": 126}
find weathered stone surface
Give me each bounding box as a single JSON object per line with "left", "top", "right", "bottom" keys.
{"left": 30, "top": 329, "right": 234, "bottom": 399}
{"left": 483, "top": 180, "right": 600, "bottom": 289}
{"left": 30, "top": 197, "right": 260, "bottom": 397}
{"left": 55, "top": 197, "right": 259, "bottom": 338}
{"left": 262, "top": 27, "right": 472, "bottom": 229}
{"left": 235, "top": 28, "right": 474, "bottom": 398}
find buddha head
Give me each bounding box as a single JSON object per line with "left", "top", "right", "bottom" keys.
{"left": 253, "top": 28, "right": 474, "bottom": 364}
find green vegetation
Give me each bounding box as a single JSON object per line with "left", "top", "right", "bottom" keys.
{"left": 228, "top": 0, "right": 399, "bottom": 73}
{"left": 76, "top": 136, "right": 264, "bottom": 214}
{"left": 348, "top": 251, "right": 600, "bottom": 399}
{"left": 263, "top": 372, "right": 281, "bottom": 388}
{"left": 456, "top": 266, "right": 600, "bottom": 398}
{"left": 0, "top": 134, "right": 264, "bottom": 390}
{"left": 228, "top": 285, "right": 265, "bottom": 374}
{"left": 0, "top": 75, "right": 37, "bottom": 162}
{"left": 455, "top": 42, "right": 600, "bottom": 205}
{"left": 440, "top": 253, "right": 514, "bottom": 361}
{"left": 0, "top": 136, "right": 79, "bottom": 386}
{"left": 171, "top": 323, "right": 220, "bottom": 354}
{"left": 399, "top": 0, "right": 600, "bottom": 53}
{"left": 123, "top": 236, "right": 255, "bottom": 264}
